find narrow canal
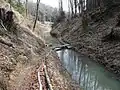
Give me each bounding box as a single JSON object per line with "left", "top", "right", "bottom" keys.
{"left": 56, "top": 49, "right": 120, "bottom": 90}
{"left": 42, "top": 26, "right": 120, "bottom": 90}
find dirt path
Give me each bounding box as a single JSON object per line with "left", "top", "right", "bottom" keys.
{"left": 0, "top": 5, "right": 80, "bottom": 88}
{"left": 35, "top": 24, "right": 81, "bottom": 90}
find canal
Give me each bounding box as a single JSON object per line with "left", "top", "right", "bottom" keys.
{"left": 56, "top": 49, "right": 120, "bottom": 90}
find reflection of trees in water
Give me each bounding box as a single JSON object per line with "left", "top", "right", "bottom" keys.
{"left": 77, "top": 55, "right": 114, "bottom": 90}
{"left": 57, "top": 49, "right": 117, "bottom": 90}
{"left": 77, "top": 58, "right": 105, "bottom": 90}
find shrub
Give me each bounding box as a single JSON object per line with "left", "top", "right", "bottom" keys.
{"left": 9, "top": 0, "right": 25, "bottom": 15}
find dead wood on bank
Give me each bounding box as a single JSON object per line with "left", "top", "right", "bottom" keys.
{"left": 44, "top": 64, "right": 53, "bottom": 90}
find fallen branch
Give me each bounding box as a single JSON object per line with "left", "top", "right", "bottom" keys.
{"left": 37, "top": 48, "right": 53, "bottom": 90}
{"left": 38, "top": 72, "right": 43, "bottom": 90}
{"left": 52, "top": 44, "right": 72, "bottom": 50}
{"left": 44, "top": 64, "right": 53, "bottom": 90}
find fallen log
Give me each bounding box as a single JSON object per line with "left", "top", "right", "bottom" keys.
{"left": 44, "top": 64, "right": 53, "bottom": 90}
{"left": 52, "top": 44, "right": 73, "bottom": 51}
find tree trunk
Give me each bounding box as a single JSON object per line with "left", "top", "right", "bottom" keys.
{"left": 78, "top": 0, "right": 81, "bottom": 15}
{"left": 17, "top": 0, "right": 21, "bottom": 7}
{"left": 60, "top": 0, "right": 63, "bottom": 12}
{"left": 33, "top": 0, "right": 40, "bottom": 31}
{"left": 70, "top": 0, "right": 74, "bottom": 17}
{"left": 8, "top": 0, "right": 12, "bottom": 9}
{"left": 81, "top": 0, "right": 88, "bottom": 30}
{"left": 68, "top": 0, "right": 71, "bottom": 18}
{"left": 80, "top": 0, "right": 83, "bottom": 14}
{"left": 74, "top": 0, "right": 77, "bottom": 16}
{"left": 18, "top": 0, "right": 21, "bottom": 4}
{"left": 25, "top": 0, "right": 28, "bottom": 17}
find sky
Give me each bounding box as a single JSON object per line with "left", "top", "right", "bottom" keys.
{"left": 29, "top": 0, "right": 68, "bottom": 11}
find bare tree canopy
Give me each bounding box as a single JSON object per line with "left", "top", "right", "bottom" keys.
{"left": 25, "top": 0, "right": 28, "bottom": 17}
{"left": 33, "top": 0, "right": 41, "bottom": 31}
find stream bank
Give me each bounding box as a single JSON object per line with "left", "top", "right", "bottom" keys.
{"left": 51, "top": 6, "right": 120, "bottom": 78}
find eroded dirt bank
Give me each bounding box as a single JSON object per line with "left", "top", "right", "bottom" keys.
{"left": 51, "top": 5, "right": 120, "bottom": 78}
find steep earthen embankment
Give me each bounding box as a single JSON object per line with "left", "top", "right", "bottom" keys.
{"left": 0, "top": 1, "right": 80, "bottom": 90}
{"left": 51, "top": 5, "right": 120, "bottom": 78}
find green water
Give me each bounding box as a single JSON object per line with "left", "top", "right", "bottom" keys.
{"left": 57, "top": 49, "right": 120, "bottom": 90}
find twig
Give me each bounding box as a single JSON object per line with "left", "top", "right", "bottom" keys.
{"left": 37, "top": 47, "right": 53, "bottom": 90}
{"left": 38, "top": 72, "right": 43, "bottom": 90}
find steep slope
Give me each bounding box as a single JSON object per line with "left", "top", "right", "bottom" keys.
{"left": 51, "top": 5, "right": 120, "bottom": 78}
{"left": 0, "top": 2, "right": 45, "bottom": 89}
{"left": 0, "top": 1, "right": 81, "bottom": 90}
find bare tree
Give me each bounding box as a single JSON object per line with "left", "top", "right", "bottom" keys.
{"left": 8, "top": 0, "right": 12, "bottom": 9}
{"left": 68, "top": 0, "right": 71, "bottom": 18}
{"left": 18, "top": 0, "right": 21, "bottom": 5}
{"left": 57, "top": 0, "right": 65, "bottom": 22}
{"left": 70, "top": 0, "right": 74, "bottom": 17}
{"left": 79, "top": 0, "right": 88, "bottom": 30}
{"left": 80, "top": 0, "right": 83, "bottom": 14}
{"left": 78, "top": 0, "right": 84, "bottom": 15}
{"left": 25, "top": 0, "right": 28, "bottom": 17}
{"left": 86, "top": 0, "right": 106, "bottom": 11}
{"left": 59, "top": 0, "right": 63, "bottom": 13}
{"left": 78, "top": 0, "right": 81, "bottom": 15}
{"left": 74, "top": 0, "right": 77, "bottom": 16}
{"left": 60, "top": 0, "right": 63, "bottom": 12}
{"left": 33, "top": 0, "right": 40, "bottom": 31}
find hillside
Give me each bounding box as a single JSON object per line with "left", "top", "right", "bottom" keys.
{"left": 51, "top": 4, "right": 120, "bottom": 78}
{"left": 0, "top": 0, "right": 80, "bottom": 90}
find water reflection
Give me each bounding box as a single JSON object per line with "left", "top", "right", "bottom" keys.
{"left": 56, "top": 49, "right": 120, "bottom": 90}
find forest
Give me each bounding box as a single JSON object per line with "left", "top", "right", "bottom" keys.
{"left": 0, "top": 0, "right": 120, "bottom": 90}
